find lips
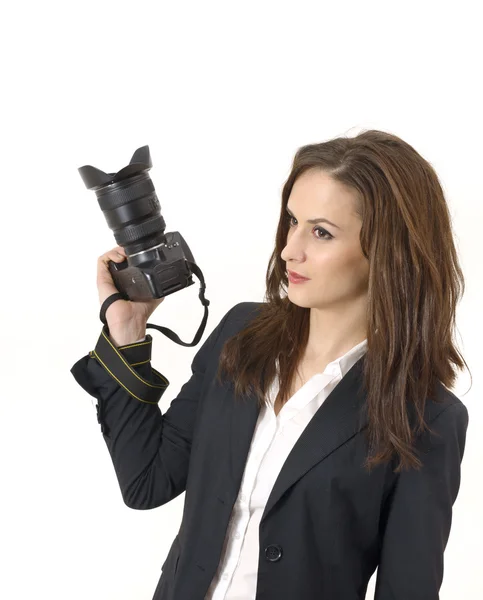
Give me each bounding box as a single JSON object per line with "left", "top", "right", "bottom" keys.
{"left": 287, "top": 269, "right": 310, "bottom": 281}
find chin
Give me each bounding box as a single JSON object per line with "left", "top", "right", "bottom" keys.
{"left": 286, "top": 292, "right": 313, "bottom": 309}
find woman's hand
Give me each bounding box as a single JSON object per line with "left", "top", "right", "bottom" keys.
{"left": 97, "top": 245, "right": 165, "bottom": 340}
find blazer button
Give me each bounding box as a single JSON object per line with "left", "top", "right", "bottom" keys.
{"left": 264, "top": 544, "right": 283, "bottom": 562}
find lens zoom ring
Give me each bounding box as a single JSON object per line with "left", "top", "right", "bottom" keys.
{"left": 97, "top": 177, "right": 155, "bottom": 210}
{"left": 115, "top": 214, "right": 166, "bottom": 245}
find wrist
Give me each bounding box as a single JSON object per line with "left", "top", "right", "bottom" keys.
{"left": 108, "top": 321, "right": 147, "bottom": 347}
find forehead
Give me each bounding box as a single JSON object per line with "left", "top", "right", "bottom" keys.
{"left": 288, "top": 169, "right": 360, "bottom": 222}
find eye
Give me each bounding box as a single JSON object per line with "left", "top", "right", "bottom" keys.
{"left": 313, "top": 226, "right": 333, "bottom": 241}
{"left": 286, "top": 214, "right": 333, "bottom": 241}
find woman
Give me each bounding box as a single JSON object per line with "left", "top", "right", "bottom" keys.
{"left": 71, "top": 129, "right": 470, "bottom": 600}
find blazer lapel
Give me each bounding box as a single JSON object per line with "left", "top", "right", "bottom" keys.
{"left": 224, "top": 354, "right": 368, "bottom": 524}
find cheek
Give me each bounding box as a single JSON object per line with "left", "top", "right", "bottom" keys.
{"left": 313, "top": 251, "right": 368, "bottom": 285}
{"left": 344, "top": 254, "right": 370, "bottom": 290}
{"left": 312, "top": 249, "right": 347, "bottom": 272}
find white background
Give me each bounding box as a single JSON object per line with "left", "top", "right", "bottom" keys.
{"left": 0, "top": 1, "right": 481, "bottom": 598}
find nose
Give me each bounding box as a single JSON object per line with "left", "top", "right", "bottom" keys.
{"left": 281, "top": 229, "right": 307, "bottom": 264}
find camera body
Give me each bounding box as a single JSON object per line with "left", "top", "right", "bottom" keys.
{"left": 78, "top": 146, "right": 198, "bottom": 302}
{"left": 108, "top": 231, "right": 196, "bottom": 301}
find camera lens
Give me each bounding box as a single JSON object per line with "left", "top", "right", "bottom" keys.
{"left": 79, "top": 146, "right": 166, "bottom": 255}
{"left": 96, "top": 171, "right": 166, "bottom": 255}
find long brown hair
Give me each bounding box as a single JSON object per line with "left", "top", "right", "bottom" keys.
{"left": 216, "top": 129, "right": 471, "bottom": 473}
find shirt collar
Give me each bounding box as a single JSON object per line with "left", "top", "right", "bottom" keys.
{"left": 326, "top": 338, "right": 368, "bottom": 379}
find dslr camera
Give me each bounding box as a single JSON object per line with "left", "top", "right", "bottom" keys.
{"left": 78, "top": 145, "right": 199, "bottom": 302}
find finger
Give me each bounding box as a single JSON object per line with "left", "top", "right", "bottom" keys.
{"left": 97, "top": 257, "right": 123, "bottom": 303}
{"left": 98, "top": 250, "right": 125, "bottom": 267}
{"left": 97, "top": 252, "right": 125, "bottom": 287}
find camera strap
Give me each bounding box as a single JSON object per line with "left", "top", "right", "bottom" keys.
{"left": 88, "top": 261, "right": 210, "bottom": 405}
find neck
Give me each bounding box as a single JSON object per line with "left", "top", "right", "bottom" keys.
{"left": 304, "top": 297, "right": 368, "bottom": 363}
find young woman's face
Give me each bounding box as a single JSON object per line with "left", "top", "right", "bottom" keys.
{"left": 281, "top": 169, "right": 369, "bottom": 310}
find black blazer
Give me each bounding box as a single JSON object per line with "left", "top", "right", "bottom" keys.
{"left": 70, "top": 301, "right": 469, "bottom": 600}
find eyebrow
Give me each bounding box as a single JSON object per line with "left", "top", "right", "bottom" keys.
{"left": 286, "top": 206, "right": 342, "bottom": 230}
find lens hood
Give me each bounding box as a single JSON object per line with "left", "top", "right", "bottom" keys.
{"left": 78, "top": 145, "right": 152, "bottom": 190}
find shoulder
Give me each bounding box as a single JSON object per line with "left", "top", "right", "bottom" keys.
{"left": 200, "top": 302, "right": 264, "bottom": 366}
{"left": 226, "top": 301, "right": 265, "bottom": 327}
{"left": 209, "top": 301, "right": 265, "bottom": 346}
{"left": 419, "top": 382, "right": 469, "bottom": 442}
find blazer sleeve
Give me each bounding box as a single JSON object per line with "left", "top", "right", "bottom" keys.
{"left": 374, "top": 401, "right": 469, "bottom": 600}
{"left": 70, "top": 304, "right": 237, "bottom": 510}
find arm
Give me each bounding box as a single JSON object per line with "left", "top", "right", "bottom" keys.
{"left": 70, "top": 305, "right": 236, "bottom": 510}
{"left": 374, "top": 401, "right": 469, "bottom": 600}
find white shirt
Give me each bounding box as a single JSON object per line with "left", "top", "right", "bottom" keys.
{"left": 204, "top": 338, "right": 368, "bottom": 600}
